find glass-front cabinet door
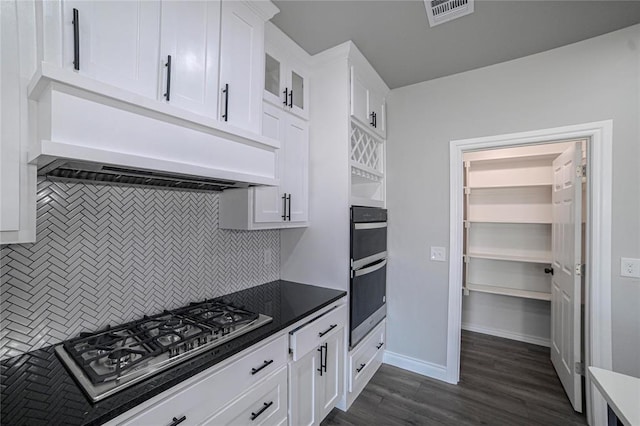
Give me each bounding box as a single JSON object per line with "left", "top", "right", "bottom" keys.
{"left": 263, "top": 48, "right": 309, "bottom": 120}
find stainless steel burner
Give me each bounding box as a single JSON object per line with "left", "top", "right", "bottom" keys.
{"left": 55, "top": 299, "right": 273, "bottom": 402}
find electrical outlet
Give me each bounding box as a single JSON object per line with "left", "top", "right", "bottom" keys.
{"left": 264, "top": 248, "right": 272, "bottom": 266}
{"left": 620, "top": 257, "right": 640, "bottom": 278}
{"left": 430, "top": 246, "right": 447, "bottom": 262}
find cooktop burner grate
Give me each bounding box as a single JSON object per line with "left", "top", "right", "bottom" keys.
{"left": 56, "top": 299, "right": 272, "bottom": 401}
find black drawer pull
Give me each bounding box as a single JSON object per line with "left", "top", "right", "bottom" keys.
{"left": 356, "top": 363, "right": 366, "bottom": 373}
{"left": 318, "top": 324, "right": 337, "bottom": 337}
{"left": 250, "top": 401, "right": 273, "bottom": 421}
{"left": 283, "top": 88, "right": 289, "bottom": 106}
{"left": 168, "top": 415, "right": 186, "bottom": 426}
{"left": 251, "top": 359, "right": 273, "bottom": 375}
{"left": 376, "top": 342, "right": 384, "bottom": 349}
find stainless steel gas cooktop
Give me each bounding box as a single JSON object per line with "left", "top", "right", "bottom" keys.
{"left": 55, "top": 300, "right": 272, "bottom": 402}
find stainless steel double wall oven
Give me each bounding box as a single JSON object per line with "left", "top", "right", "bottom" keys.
{"left": 350, "top": 206, "right": 387, "bottom": 348}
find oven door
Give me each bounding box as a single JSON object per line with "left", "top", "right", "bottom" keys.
{"left": 350, "top": 259, "right": 387, "bottom": 348}
{"left": 351, "top": 222, "right": 387, "bottom": 270}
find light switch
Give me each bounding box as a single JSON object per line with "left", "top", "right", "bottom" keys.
{"left": 430, "top": 246, "right": 447, "bottom": 262}
{"left": 620, "top": 257, "right": 640, "bottom": 278}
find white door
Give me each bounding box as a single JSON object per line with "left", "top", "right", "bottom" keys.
{"left": 288, "top": 348, "right": 318, "bottom": 426}
{"left": 282, "top": 114, "right": 309, "bottom": 223}
{"left": 550, "top": 142, "right": 583, "bottom": 412}
{"left": 350, "top": 66, "right": 369, "bottom": 126}
{"left": 254, "top": 103, "right": 285, "bottom": 223}
{"left": 368, "top": 89, "right": 386, "bottom": 138}
{"left": 62, "top": 0, "right": 161, "bottom": 98}
{"left": 159, "top": 0, "right": 220, "bottom": 116}
{"left": 219, "top": 1, "right": 263, "bottom": 133}
{"left": 317, "top": 329, "right": 344, "bottom": 421}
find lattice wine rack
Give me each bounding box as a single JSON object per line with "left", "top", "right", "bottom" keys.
{"left": 350, "top": 122, "right": 383, "bottom": 182}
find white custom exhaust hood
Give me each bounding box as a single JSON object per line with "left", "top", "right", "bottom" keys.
{"left": 27, "top": 64, "right": 280, "bottom": 192}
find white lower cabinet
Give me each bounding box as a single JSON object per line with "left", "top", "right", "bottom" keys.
{"left": 107, "top": 335, "right": 287, "bottom": 426}
{"left": 289, "top": 305, "right": 346, "bottom": 426}
{"left": 346, "top": 319, "right": 385, "bottom": 407}
{"left": 202, "top": 366, "right": 288, "bottom": 426}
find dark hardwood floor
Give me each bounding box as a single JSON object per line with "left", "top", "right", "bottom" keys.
{"left": 322, "top": 330, "right": 587, "bottom": 425}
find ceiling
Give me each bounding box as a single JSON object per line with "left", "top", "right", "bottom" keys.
{"left": 271, "top": 1, "right": 640, "bottom": 89}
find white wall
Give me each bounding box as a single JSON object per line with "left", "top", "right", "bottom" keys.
{"left": 386, "top": 25, "right": 640, "bottom": 376}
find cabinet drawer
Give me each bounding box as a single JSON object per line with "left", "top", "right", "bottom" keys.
{"left": 115, "top": 335, "right": 287, "bottom": 426}
{"left": 203, "top": 366, "right": 287, "bottom": 425}
{"left": 290, "top": 304, "right": 347, "bottom": 361}
{"left": 349, "top": 320, "right": 385, "bottom": 392}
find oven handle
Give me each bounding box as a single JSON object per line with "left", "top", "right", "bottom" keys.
{"left": 352, "top": 251, "right": 386, "bottom": 270}
{"left": 354, "top": 222, "right": 387, "bottom": 230}
{"left": 354, "top": 259, "right": 387, "bottom": 277}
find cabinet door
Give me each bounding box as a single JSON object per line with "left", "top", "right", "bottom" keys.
{"left": 254, "top": 103, "right": 285, "bottom": 223}
{"left": 263, "top": 49, "right": 286, "bottom": 108}
{"left": 350, "top": 66, "right": 369, "bottom": 126}
{"left": 368, "top": 89, "right": 386, "bottom": 138}
{"left": 317, "top": 329, "right": 344, "bottom": 421}
{"left": 62, "top": 0, "right": 161, "bottom": 98}
{"left": 288, "top": 65, "right": 309, "bottom": 120}
{"left": 282, "top": 114, "right": 309, "bottom": 223}
{"left": 159, "top": 0, "right": 220, "bottom": 116}
{"left": 289, "top": 349, "right": 318, "bottom": 426}
{"left": 219, "top": 1, "right": 263, "bottom": 133}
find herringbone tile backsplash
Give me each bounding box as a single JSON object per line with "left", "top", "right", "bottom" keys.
{"left": 0, "top": 179, "right": 280, "bottom": 360}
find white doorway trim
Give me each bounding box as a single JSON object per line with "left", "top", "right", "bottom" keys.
{"left": 447, "top": 120, "right": 612, "bottom": 425}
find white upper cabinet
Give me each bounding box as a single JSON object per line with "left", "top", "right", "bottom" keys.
{"left": 263, "top": 23, "right": 310, "bottom": 119}
{"left": 350, "top": 65, "right": 386, "bottom": 138}
{"left": 59, "top": 0, "right": 161, "bottom": 98}
{"left": 219, "top": 1, "right": 264, "bottom": 134}
{"left": 41, "top": 0, "right": 277, "bottom": 132}
{"left": 220, "top": 102, "right": 309, "bottom": 229}
{"left": 159, "top": 0, "right": 220, "bottom": 117}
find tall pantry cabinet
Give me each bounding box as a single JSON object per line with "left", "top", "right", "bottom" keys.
{"left": 280, "top": 41, "right": 389, "bottom": 411}
{"left": 461, "top": 142, "right": 583, "bottom": 346}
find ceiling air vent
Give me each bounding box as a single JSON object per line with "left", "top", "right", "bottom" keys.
{"left": 424, "top": 0, "right": 474, "bottom": 27}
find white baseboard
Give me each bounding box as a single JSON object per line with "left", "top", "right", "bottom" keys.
{"left": 462, "top": 323, "right": 550, "bottom": 347}
{"left": 383, "top": 350, "right": 451, "bottom": 383}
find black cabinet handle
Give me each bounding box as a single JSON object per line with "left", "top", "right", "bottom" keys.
{"left": 288, "top": 89, "right": 293, "bottom": 108}
{"left": 281, "top": 193, "right": 287, "bottom": 221}
{"left": 72, "top": 8, "right": 80, "bottom": 70}
{"left": 544, "top": 267, "right": 554, "bottom": 275}
{"left": 369, "top": 112, "right": 375, "bottom": 127}
{"left": 322, "top": 342, "right": 328, "bottom": 373}
{"left": 168, "top": 416, "right": 186, "bottom": 426}
{"left": 250, "top": 401, "right": 273, "bottom": 421}
{"left": 251, "top": 359, "right": 273, "bottom": 375}
{"left": 283, "top": 88, "right": 289, "bottom": 106}
{"left": 318, "top": 324, "right": 337, "bottom": 337}
{"left": 222, "top": 83, "right": 229, "bottom": 121}
{"left": 286, "top": 194, "right": 291, "bottom": 221}
{"left": 317, "top": 345, "right": 324, "bottom": 376}
{"left": 356, "top": 363, "right": 366, "bottom": 373}
{"left": 164, "top": 55, "right": 172, "bottom": 101}
{"left": 373, "top": 112, "right": 377, "bottom": 128}
{"left": 376, "top": 342, "right": 383, "bottom": 349}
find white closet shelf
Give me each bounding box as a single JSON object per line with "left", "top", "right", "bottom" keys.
{"left": 465, "top": 219, "right": 552, "bottom": 225}
{"left": 465, "top": 252, "right": 552, "bottom": 264}
{"left": 465, "top": 183, "right": 552, "bottom": 190}
{"left": 464, "top": 283, "right": 551, "bottom": 301}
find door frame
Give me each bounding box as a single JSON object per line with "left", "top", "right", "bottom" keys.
{"left": 446, "top": 120, "right": 612, "bottom": 426}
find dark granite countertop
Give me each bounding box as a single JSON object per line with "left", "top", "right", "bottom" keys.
{"left": 1, "top": 280, "right": 346, "bottom": 426}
